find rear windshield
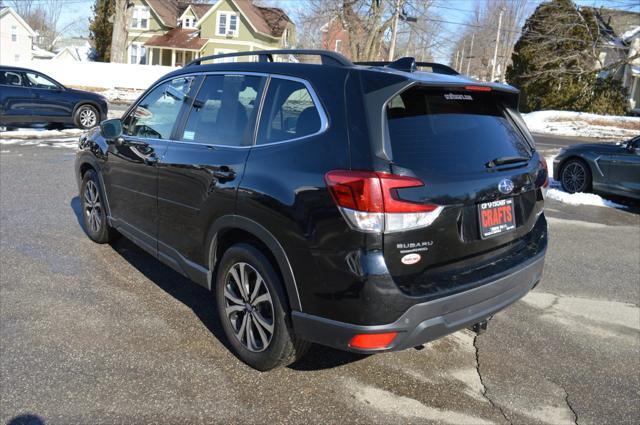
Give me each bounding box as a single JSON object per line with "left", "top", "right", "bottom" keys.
{"left": 386, "top": 87, "right": 531, "bottom": 173}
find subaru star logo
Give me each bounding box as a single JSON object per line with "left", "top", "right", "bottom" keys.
{"left": 498, "top": 179, "right": 514, "bottom": 194}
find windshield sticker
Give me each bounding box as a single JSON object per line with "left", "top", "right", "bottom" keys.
{"left": 444, "top": 93, "right": 473, "bottom": 101}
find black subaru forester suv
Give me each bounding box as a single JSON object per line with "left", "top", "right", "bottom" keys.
{"left": 76, "top": 50, "right": 548, "bottom": 371}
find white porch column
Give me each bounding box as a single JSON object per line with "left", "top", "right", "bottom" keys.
{"left": 171, "top": 49, "right": 176, "bottom": 67}
{"left": 148, "top": 48, "right": 154, "bottom": 65}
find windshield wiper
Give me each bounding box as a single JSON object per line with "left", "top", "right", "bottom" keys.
{"left": 485, "top": 155, "right": 530, "bottom": 168}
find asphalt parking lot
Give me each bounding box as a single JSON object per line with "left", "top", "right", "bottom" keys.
{"left": 1, "top": 138, "right": 638, "bottom": 424}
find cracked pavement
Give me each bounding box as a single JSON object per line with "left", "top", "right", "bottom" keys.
{"left": 1, "top": 141, "right": 639, "bottom": 424}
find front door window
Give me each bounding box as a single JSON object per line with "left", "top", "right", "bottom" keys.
{"left": 123, "top": 77, "right": 195, "bottom": 140}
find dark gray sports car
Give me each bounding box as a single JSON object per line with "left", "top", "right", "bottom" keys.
{"left": 553, "top": 136, "right": 640, "bottom": 200}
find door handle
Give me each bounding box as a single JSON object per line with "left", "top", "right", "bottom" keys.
{"left": 144, "top": 154, "right": 158, "bottom": 165}
{"left": 211, "top": 167, "right": 236, "bottom": 181}
{"left": 118, "top": 138, "right": 148, "bottom": 148}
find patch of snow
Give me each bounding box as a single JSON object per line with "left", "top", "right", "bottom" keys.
{"left": 101, "top": 87, "right": 144, "bottom": 104}
{"left": 546, "top": 188, "right": 626, "bottom": 209}
{"left": 0, "top": 128, "right": 83, "bottom": 140}
{"left": 0, "top": 128, "right": 81, "bottom": 149}
{"left": 523, "top": 110, "right": 640, "bottom": 140}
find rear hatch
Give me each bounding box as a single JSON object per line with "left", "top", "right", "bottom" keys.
{"left": 382, "top": 85, "right": 546, "bottom": 298}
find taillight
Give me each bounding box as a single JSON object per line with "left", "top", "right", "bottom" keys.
{"left": 325, "top": 170, "right": 442, "bottom": 233}
{"left": 349, "top": 332, "right": 397, "bottom": 350}
{"left": 540, "top": 157, "right": 549, "bottom": 188}
{"left": 464, "top": 85, "right": 492, "bottom": 92}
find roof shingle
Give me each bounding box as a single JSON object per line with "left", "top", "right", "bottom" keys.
{"left": 144, "top": 27, "right": 207, "bottom": 50}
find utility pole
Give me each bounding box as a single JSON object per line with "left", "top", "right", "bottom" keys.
{"left": 466, "top": 33, "right": 475, "bottom": 76}
{"left": 388, "top": 0, "right": 402, "bottom": 61}
{"left": 491, "top": 8, "right": 504, "bottom": 82}
{"left": 454, "top": 50, "right": 460, "bottom": 71}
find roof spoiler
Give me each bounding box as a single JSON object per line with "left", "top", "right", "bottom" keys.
{"left": 185, "top": 49, "right": 353, "bottom": 67}
{"left": 354, "top": 58, "right": 459, "bottom": 76}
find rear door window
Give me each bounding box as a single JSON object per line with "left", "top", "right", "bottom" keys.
{"left": 256, "top": 78, "right": 322, "bottom": 145}
{"left": 0, "top": 71, "right": 25, "bottom": 87}
{"left": 386, "top": 87, "right": 532, "bottom": 173}
{"left": 180, "top": 74, "right": 264, "bottom": 146}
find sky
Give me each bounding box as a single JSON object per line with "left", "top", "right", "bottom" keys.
{"left": 49, "top": 0, "right": 640, "bottom": 60}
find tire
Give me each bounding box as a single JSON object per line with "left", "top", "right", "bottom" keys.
{"left": 215, "top": 243, "right": 309, "bottom": 371}
{"left": 80, "top": 169, "right": 116, "bottom": 243}
{"left": 74, "top": 104, "right": 99, "bottom": 130}
{"left": 560, "top": 159, "right": 592, "bottom": 194}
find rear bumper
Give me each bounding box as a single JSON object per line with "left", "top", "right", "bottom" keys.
{"left": 292, "top": 248, "right": 545, "bottom": 353}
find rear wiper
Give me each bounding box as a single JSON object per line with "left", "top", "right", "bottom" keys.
{"left": 485, "top": 156, "right": 530, "bottom": 168}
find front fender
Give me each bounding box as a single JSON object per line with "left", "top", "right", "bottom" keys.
{"left": 75, "top": 132, "right": 111, "bottom": 215}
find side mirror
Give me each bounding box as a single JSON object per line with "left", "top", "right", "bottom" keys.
{"left": 100, "top": 118, "right": 123, "bottom": 141}
{"left": 626, "top": 142, "right": 637, "bottom": 152}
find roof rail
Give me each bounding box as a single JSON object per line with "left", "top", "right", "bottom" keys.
{"left": 185, "top": 49, "right": 353, "bottom": 67}
{"left": 354, "top": 58, "right": 459, "bottom": 76}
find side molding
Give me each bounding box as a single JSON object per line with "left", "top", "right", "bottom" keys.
{"left": 206, "top": 215, "right": 302, "bottom": 311}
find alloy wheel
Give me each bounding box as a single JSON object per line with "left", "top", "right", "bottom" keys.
{"left": 84, "top": 180, "right": 102, "bottom": 233}
{"left": 562, "top": 162, "right": 587, "bottom": 193}
{"left": 79, "top": 108, "right": 97, "bottom": 128}
{"left": 224, "top": 262, "right": 275, "bottom": 352}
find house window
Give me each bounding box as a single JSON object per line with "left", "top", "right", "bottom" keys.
{"left": 11, "top": 25, "right": 17, "bottom": 42}
{"left": 129, "top": 43, "right": 147, "bottom": 64}
{"left": 335, "top": 39, "right": 342, "bottom": 53}
{"left": 131, "top": 6, "right": 150, "bottom": 29}
{"left": 14, "top": 54, "right": 20, "bottom": 62}
{"left": 182, "top": 17, "right": 194, "bottom": 28}
{"left": 217, "top": 12, "right": 238, "bottom": 36}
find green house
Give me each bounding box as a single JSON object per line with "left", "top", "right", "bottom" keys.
{"left": 125, "top": 0, "right": 295, "bottom": 67}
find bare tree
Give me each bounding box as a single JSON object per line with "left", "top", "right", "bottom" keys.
{"left": 297, "top": 0, "right": 444, "bottom": 62}
{"left": 8, "top": 0, "right": 68, "bottom": 50}
{"left": 110, "top": 0, "right": 133, "bottom": 63}
{"left": 449, "top": 0, "right": 533, "bottom": 81}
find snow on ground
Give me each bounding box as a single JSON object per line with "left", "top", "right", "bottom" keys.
{"left": 0, "top": 128, "right": 82, "bottom": 150}
{"left": 546, "top": 188, "right": 627, "bottom": 209}
{"left": 524, "top": 110, "right": 640, "bottom": 140}
{"left": 0, "top": 137, "right": 78, "bottom": 149}
{"left": 100, "top": 87, "right": 144, "bottom": 105}
{"left": 543, "top": 153, "right": 627, "bottom": 210}
{"left": 0, "top": 128, "right": 83, "bottom": 140}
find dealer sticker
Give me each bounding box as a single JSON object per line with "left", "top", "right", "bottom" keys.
{"left": 401, "top": 253, "right": 421, "bottom": 265}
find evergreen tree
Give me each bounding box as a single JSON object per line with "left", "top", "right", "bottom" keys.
{"left": 89, "top": 0, "right": 114, "bottom": 62}
{"left": 506, "top": 0, "right": 627, "bottom": 114}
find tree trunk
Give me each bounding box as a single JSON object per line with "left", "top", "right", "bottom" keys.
{"left": 110, "top": 0, "right": 132, "bottom": 63}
